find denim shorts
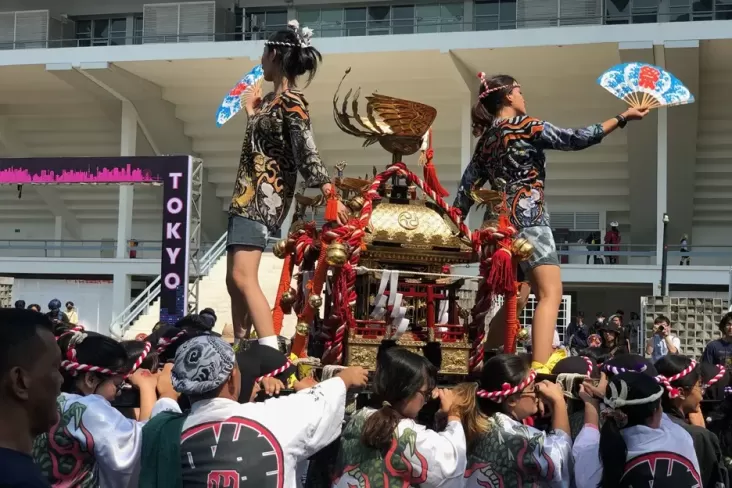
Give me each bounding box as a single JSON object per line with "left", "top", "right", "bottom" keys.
{"left": 226, "top": 215, "right": 269, "bottom": 251}
{"left": 518, "top": 225, "right": 559, "bottom": 272}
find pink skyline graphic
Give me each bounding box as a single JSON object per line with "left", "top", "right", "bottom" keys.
{"left": 0, "top": 164, "right": 162, "bottom": 184}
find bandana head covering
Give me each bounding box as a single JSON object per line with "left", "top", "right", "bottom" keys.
{"left": 172, "top": 335, "right": 235, "bottom": 396}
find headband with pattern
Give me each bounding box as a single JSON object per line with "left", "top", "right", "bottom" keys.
{"left": 264, "top": 19, "right": 314, "bottom": 49}
{"left": 603, "top": 362, "right": 648, "bottom": 376}
{"left": 476, "top": 370, "right": 536, "bottom": 403}
{"left": 477, "top": 72, "right": 520, "bottom": 100}
{"left": 704, "top": 364, "right": 726, "bottom": 389}
{"left": 602, "top": 378, "right": 664, "bottom": 428}
{"left": 655, "top": 359, "right": 697, "bottom": 399}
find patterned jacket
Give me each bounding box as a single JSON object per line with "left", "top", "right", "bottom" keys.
{"left": 230, "top": 89, "right": 330, "bottom": 232}
{"left": 453, "top": 116, "right": 604, "bottom": 230}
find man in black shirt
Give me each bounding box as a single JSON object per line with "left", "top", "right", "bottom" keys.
{"left": 0, "top": 308, "right": 63, "bottom": 487}
{"left": 702, "top": 311, "right": 732, "bottom": 369}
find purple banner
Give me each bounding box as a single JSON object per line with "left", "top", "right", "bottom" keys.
{"left": 0, "top": 156, "right": 192, "bottom": 326}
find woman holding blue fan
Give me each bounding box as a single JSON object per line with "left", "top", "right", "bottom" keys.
{"left": 227, "top": 20, "right": 349, "bottom": 350}
{"left": 453, "top": 73, "right": 648, "bottom": 374}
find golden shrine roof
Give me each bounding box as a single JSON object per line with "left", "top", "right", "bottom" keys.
{"left": 364, "top": 200, "right": 473, "bottom": 259}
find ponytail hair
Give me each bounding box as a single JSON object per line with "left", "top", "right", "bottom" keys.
{"left": 265, "top": 20, "right": 321, "bottom": 87}
{"left": 472, "top": 73, "right": 519, "bottom": 135}
{"left": 599, "top": 372, "right": 664, "bottom": 487}
{"left": 361, "top": 346, "right": 437, "bottom": 450}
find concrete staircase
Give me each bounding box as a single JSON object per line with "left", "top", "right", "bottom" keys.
{"left": 124, "top": 251, "right": 297, "bottom": 339}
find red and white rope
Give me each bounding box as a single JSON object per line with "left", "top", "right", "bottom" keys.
{"left": 582, "top": 356, "right": 594, "bottom": 377}
{"left": 656, "top": 359, "right": 697, "bottom": 399}
{"left": 476, "top": 370, "right": 537, "bottom": 402}
{"left": 156, "top": 330, "right": 186, "bottom": 354}
{"left": 255, "top": 360, "right": 293, "bottom": 383}
{"left": 704, "top": 364, "right": 726, "bottom": 389}
{"left": 55, "top": 325, "right": 85, "bottom": 341}
{"left": 125, "top": 341, "right": 152, "bottom": 378}
{"left": 60, "top": 360, "right": 117, "bottom": 376}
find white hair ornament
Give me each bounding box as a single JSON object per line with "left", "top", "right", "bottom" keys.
{"left": 265, "top": 19, "right": 314, "bottom": 49}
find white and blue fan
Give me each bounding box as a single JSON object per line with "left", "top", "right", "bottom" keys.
{"left": 597, "top": 62, "right": 694, "bottom": 109}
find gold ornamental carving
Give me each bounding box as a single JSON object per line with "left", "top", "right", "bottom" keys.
{"left": 398, "top": 211, "right": 420, "bottom": 231}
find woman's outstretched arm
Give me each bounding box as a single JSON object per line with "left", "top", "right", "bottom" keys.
{"left": 537, "top": 107, "right": 649, "bottom": 151}
{"left": 452, "top": 138, "right": 491, "bottom": 220}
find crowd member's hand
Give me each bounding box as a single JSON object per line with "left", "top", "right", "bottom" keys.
{"left": 128, "top": 368, "right": 157, "bottom": 391}
{"left": 336, "top": 201, "right": 351, "bottom": 225}
{"left": 536, "top": 380, "right": 565, "bottom": 406}
{"left": 436, "top": 388, "right": 456, "bottom": 416}
{"left": 294, "top": 376, "right": 319, "bottom": 392}
{"left": 260, "top": 377, "right": 284, "bottom": 397}
{"left": 337, "top": 366, "right": 368, "bottom": 389}
{"left": 579, "top": 383, "right": 601, "bottom": 407}
{"left": 156, "top": 363, "right": 179, "bottom": 400}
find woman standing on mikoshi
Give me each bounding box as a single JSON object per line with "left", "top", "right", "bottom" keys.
{"left": 453, "top": 73, "right": 648, "bottom": 373}
{"left": 226, "top": 20, "right": 349, "bottom": 350}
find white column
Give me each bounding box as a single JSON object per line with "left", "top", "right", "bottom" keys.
{"left": 117, "top": 102, "right": 136, "bottom": 259}
{"left": 656, "top": 106, "right": 668, "bottom": 268}
{"left": 53, "top": 216, "right": 63, "bottom": 258}
{"left": 459, "top": 88, "right": 477, "bottom": 229}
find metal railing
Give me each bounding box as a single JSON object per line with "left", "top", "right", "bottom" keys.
{"left": 0, "top": 6, "right": 730, "bottom": 51}
{"left": 557, "top": 242, "right": 732, "bottom": 266}
{"left": 0, "top": 239, "right": 163, "bottom": 259}
{"left": 109, "top": 231, "right": 228, "bottom": 338}
{"left": 108, "top": 230, "right": 286, "bottom": 338}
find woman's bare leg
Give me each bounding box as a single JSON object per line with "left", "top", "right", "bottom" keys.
{"left": 226, "top": 250, "right": 247, "bottom": 341}
{"left": 527, "top": 264, "right": 562, "bottom": 365}
{"left": 485, "top": 282, "right": 531, "bottom": 349}
{"left": 226, "top": 245, "right": 277, "bottom": 348}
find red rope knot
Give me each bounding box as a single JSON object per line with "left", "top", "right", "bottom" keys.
{"left": 655, "top": 359, "right": 697, "bottom": 399}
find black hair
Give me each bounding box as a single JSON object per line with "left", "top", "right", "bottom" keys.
{"left": 28, "top": 304, "right": 41, "bottom": 312}
{"left": 579, "top": 347, "right": 609, "bottom": 366}
{"left": 120, "top": 340, "right": 160, "bottom": 373}
{"left": 718, "top": 311, "right": 732, "bottom": 333}
{"left": 477, "top": 354, "right": 531, "bottom": 418}
{"left": 630, "top": 312, "right": 639, "bottom": 320}
{"left": 236, "top": 343, "right": 294, "bottom": 403}
{"left": 655, "top": 355, "right": 701, "bottom": 413}
{"left": 265, "top": 27, "right": 321, "bottom": 87}
{"left": 145, "top": 323, "right": 208, "bottom": 364}
{"left": 0, "top": 308, "right": 55, "bottom": 378}
{"left": 471, "top": 74, "right": 519, "bottom": 136}
{"left": 361, "top": 346, "right": 437, "bottom": 450}
{"left": 65, "top": 301, "right": 74, "bottom": 308}
{"left": 603, "top": 354, "right": 658, "bottom": 379}
{"left": 14, "top": 300, "right": 26, "bottom": 309}
{"left": 552, "top": 355, "right": 600, "bottom": 379}
{"left": 599, "top": 372, "right": 663, "bottom": 487}
{"left": 176, "top": 313, "right": 214, "bottom": 333}
{"left": 56, "top": 331, "right": 127, "bottom": 393}
{"left": 654, "top": 315, "right": 670, "bottom": 326}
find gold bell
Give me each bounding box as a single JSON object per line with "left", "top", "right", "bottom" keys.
{"left": 347, "top": 195, "right": 365, "bottom": 212}
{"left": 516, "top": 327, "right": 530, "bottom": 343}
{"left": 308, "top": 294, "right": 323, "bottom": 309}
{"left": 281, "top": 289, "right": 297, "bottom": 306}
{"left": 511, "top": 238, "right": 534, "bottom": 261}
{"left": 325, "top": 242, "right": 348, "bottom": 267}
{"left": 296, "top": 321, "right": 309, "bottom": 336}
{"left": 273, "top": 239, "right": 288, "bottom": 259}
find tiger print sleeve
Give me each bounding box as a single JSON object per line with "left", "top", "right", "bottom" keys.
{"left": 534, "top": 120, "right": 605, "bottom": 151}
{"left": 282, "top": 91, "right": 330, "bottom": 188}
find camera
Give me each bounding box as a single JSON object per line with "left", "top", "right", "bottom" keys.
{"left": 657, "top": 325, "right": 666, "bottom": 334}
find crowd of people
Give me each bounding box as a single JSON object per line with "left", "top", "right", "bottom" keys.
{"left": 1, "top": 306, "right": 732, "bottom": 488}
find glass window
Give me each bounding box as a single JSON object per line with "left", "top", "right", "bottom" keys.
{"left": 321, "top": 9, "right": 344, "bottom": 37}
{"left": 605, "top": 0, "right": 630, "bottom": 23}
{"left": 368, "top": 6, "right": 390, "bottom": 34}
{"left": 392, "top": 5, "right": 415, "bottom": 34}
{"left": 441, "top": 3, "right": 464, "bottom": 31}
{"left": 345, "top": 7, "right": 366, "bottom": 36}
{"left": 715, "top": 0, "right": 732, "bottom": 18}
{"left": 298, "top": 9, "right": 321, "bottom": 25}
{"left": 76, "top": 19, "right": 92, "bottom": 46}
{"left": 416, "top": 4, "right": 441, "bottom": 32}
{"left": 500, "top": 0, "right": 517, "bottom": 28}
{"left": 133, "top": 15, "right": 143, "bottom": 44}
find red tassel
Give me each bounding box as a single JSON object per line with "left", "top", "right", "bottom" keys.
{"left": 488, "top": 246, "right": 515, "bottom": 296}
{"left": 325, "top": 187, "right": 339, "bottom": 223}
{"left": 423, "top": 159, "right": 449, "bottom": 198}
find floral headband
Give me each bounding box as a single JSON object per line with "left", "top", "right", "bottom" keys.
{"left": 264, "top": 19, "right": 314, "bottom": 49}
{"left": 477, "top": 72, "right": 520, "bottom": 100}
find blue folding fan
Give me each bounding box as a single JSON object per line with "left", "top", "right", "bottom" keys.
{"left": 597, "top": 62, "right": 694, "bottom": 109}
{"left": 216, "top": 65, "right": 264, "bottom": 127}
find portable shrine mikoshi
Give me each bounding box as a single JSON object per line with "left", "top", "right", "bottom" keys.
{"left": 269, "top": 69, "right": 534, "bottom": 380}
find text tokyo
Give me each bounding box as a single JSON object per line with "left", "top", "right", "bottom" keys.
{"left": 164, "top": 172, "right": 184, "bottom": 290}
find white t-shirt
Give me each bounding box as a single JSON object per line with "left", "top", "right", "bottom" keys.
{"left": 652, "top": 334, "right": 681, "bottom": 363}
